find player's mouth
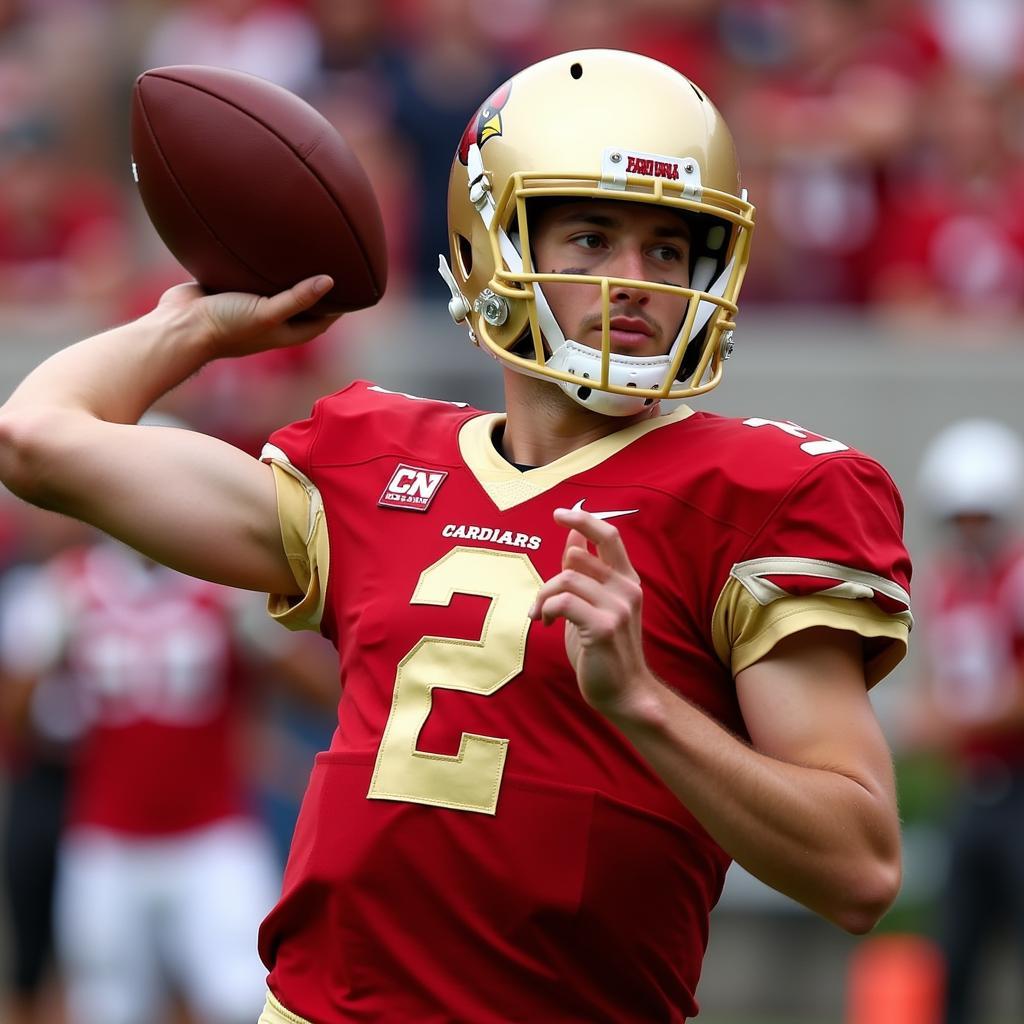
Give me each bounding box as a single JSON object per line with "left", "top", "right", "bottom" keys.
{"left": 602, "top": 316, "right": 658, "bottom": 351}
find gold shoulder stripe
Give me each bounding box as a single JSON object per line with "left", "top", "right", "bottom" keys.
{"left": 261, "top": 450, "right": 330, "bottom": 632}
{"left": 458, "top": 406, "right": 695, "bottom": 512}
{"left": 730, "top": 556, "right": 912, "bottom": 617}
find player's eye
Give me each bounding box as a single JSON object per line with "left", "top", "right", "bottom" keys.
{"left": 650, "top": 244, "right": 685, "bottom": 263}
{"left": 570, "top": 233, "right": 604, "bottom": 250}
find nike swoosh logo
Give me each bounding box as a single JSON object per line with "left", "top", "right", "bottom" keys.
{"left": 570, "top": 499, "right": 639, "bottom": 521}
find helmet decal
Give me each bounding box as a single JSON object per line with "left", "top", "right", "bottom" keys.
{"left": 458, "top": 81, "right": 513, "bottom": 165}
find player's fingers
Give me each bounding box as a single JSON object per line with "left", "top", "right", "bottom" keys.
{"left": 562, "top": 527, "right": 590, "bottom": 567}
{"left": 554, "top": 507, "right": 637, "bottom": 578}
{"left": 259, "top": 275, "right": 335, "bottom": 324}
{"left": 536, "top": 590, "right": 611, "bottom": 632}
{"left": 563, "top": 542, "right": 613, "bottom": 582}
{"left": 540, "top": 565, "right": 602, "bottom": 610}
{"left": 532, "top": 569, "right": 626, "bottom": 622}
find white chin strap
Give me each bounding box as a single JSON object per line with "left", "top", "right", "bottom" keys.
{"left": 546, "top": 342, "right": 668, "bottom": 415}
{"left": 451, "top": 143, "right": 735, "bottom": 417}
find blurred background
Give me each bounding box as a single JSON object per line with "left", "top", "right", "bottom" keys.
{"left": 0, "top": 0, "right": 1023, "bottom": 1021}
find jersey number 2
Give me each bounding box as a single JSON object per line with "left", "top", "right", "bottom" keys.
{"left": 368, "top": 546, "right": 542, "bottom": 814}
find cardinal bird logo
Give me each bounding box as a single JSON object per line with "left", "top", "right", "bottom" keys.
{"left": 458, "top": 81, "right": 512, "bottom": 164}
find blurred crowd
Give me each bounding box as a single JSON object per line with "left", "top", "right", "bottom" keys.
{"left": 0, "top": 0, "right": 1023, "bottom": 332}
{"left": 2, "top": 2, "right": 1024, "bottom": 1022}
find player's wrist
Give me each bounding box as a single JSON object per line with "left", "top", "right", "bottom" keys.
{"left": 592, "top": 668, "right": 669, "bottom": 732}
{"left": 139, "top": 298, "right": 223, "bottom": 367}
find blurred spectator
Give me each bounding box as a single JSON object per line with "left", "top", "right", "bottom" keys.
{"left": 527, "top": 0, "right": 724, "bottom": 94}
{"left": 387, "top": 0, "right": 514, "bottom": 292}
{"left": 0, "top": 506, "right": 91, "bottom": 1024}
{"left": 525, "top": 0, "right": 621, "bottom": 57}
{"left": 0, "top": 117, "right": 130, "bottom": 313}
{"left": 312, "top": 0, "right": 398, "bottom": 76}
{"left": 870, "top": 70, "right": 1024, "bottom": 327}
{"left": 727, "top": 0, "right": 934, "bottom": 304}
{"left": 0, "top": 533, "right": 284, "bottom": 1024}
{"left": 620, "top": 0, "right": 725, "bottom": 98}
{"left": 140, "top": 0, "right": 321, "bottom": 96}
{"left": 929, "top": 0, "right": 1024, "bottom": 83}
{"left": 0, "top": 0, "right": 117, "bottom": 173}
{"left": 308, "top": 0, "right": 418, "bottom": 296}
{"left": 911, "top": 418, "right": 1024, "bottom": 1024}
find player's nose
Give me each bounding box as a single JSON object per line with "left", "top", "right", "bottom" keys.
{"left": 608, "top": 244, "right": 652, "bottom": 302}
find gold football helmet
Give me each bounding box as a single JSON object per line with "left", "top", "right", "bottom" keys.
{"left": 440, "top": 48, "right": 755, "bottom": 416}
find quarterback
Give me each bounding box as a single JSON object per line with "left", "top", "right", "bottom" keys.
{"left": 0, "top": 51, "right": 910, "bottom": 1023}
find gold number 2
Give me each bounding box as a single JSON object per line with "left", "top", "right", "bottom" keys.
{"left": 368, "top": 546, "right": 542, "bottom": 814}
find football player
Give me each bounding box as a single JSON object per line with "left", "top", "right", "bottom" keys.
{"left": 914, "top": 419, "right": 1024, "bottom": 1024}
{"left": 0, "top": 50, "right": 911, "bottom": 1024}
{"left": 0, "top": 534, "right": 283, "bottom": 1024}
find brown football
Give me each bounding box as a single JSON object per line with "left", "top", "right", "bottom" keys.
{"left": 130, "top": 65, "right": 387, "bottom": 315}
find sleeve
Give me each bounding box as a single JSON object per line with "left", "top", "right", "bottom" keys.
{"left": 260, "top": 448, "right": 331, "bottom": 633}
{"left": 711, "top": 456, "right": 913, "bottom": 686}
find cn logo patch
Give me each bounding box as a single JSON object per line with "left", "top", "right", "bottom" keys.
{"left": 379, "top": 464, "right": 449, "bottom": 512}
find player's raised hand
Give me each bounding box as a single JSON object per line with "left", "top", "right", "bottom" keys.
{"left": 530, "top": 507, "right": 658, "bottom": 717}
{"left": 155, "top": 275, "right": 341, "bottom": 359}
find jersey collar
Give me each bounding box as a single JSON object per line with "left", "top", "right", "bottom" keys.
{"left": 458, "top": 405, "right": 694, "bottom": 511}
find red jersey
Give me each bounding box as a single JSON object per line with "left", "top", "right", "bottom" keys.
{"left": 919, "top": 544, "right": 1024, "bottom": 766}
{"left": 22, "top": 544, "right": 250, "bottom": 834}
{"left": 260, "top": 383, "right": 912, "bottom": 1023}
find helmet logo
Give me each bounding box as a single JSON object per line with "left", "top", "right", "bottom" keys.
{"left": 458, "top": 81, "right": 512, "bottom": 164}
{"left": 625, "top": 155, "right": 680, "bottom": 180}
{"left": 601, "top": 148, "right": 703, "bottom": 196}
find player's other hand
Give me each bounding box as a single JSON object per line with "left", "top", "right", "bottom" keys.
{"left": 530, "top": 507, "right": 660, "bottom": 721}
{"left": 154, "top": 275, "right": 341, "bottom": 359}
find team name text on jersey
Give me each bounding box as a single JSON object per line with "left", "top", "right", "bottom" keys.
{"left": 441, "top": 524, "right": 542, "bottom": 550}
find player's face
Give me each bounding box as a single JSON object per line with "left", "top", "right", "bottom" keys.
{"left": 949, "top": 511, "right": 1004, "bottom": 555}
{"left": 530, "top": 200, "right": 691, "bottom": 358}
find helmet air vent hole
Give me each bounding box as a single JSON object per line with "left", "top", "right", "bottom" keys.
{"left": 644, "top": 398, "right": 655, "bottom": 406}
{"left": 570, "top": 62, "right": 583, "bottom": 80}
{"left": 457, "top": 234, "right": 474, "bottom": 276}
{"left": 626, "top": 382, "right": 637, "bottom": 388}
{"left": 577, "top": 386, "right": 592, "bottom": 400}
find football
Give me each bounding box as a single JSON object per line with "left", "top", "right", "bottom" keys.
{"left": 130, "top": 65, "right": 387, "bottom": 315}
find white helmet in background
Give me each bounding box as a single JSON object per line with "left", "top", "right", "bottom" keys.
{"left": 918, "top": 418, "right": 1024, "bottom": 520}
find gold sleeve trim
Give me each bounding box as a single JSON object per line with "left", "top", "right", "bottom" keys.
{"left": 259, "top": 990, "right": 314, "bottom": 1024}
{"left": 712, "top": 576, "right": 910, "bottom": 688}
{"left": 265, "top": 460, "right": 330, "bottom": 632}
